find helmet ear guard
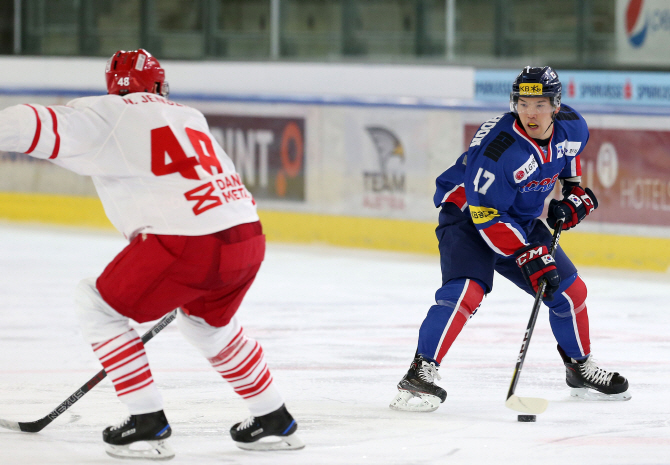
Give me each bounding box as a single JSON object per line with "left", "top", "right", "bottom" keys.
{"left": 157, "top": 80, "right": 169, "bottom": 98}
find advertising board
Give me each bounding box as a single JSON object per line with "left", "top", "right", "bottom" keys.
{"left": 616, "top": 0, "right": 670, "bottom": 66}
{"left": 205, "top": 114, "right": 306, "bottom": 201}
{"left": 476, "top": 69, "right": 670, "bottom": 109}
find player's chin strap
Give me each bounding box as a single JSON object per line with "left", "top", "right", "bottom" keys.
{"left": 541, "top": 107, "right": 559, "bottom": 138}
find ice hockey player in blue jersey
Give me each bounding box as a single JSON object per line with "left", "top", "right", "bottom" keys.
{"left": 389, "top": 66, "right": 631, "bottom": 412}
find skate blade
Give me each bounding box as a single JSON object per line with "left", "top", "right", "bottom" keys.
{"left": 234, "top": 433, "right": 305, "bottom": 451}
{"left": 105, "top": 439, "right": 175, "bottom": 460}
{"left": 570, "top": 387, "right": 632, "bottom": 401}
{"left": 389, "top": 390, "right": 441, "bottom": 412}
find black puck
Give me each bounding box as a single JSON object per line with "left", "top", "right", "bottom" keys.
{"left": 518, "top": 414, "right": 536, "bottom": 422}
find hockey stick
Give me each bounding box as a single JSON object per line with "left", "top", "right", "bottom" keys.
{"left": 505, "top": 219, "right": 564, "bottom": 415}
{"left": 0, "top": 309, "right": 178, "bottom": 433}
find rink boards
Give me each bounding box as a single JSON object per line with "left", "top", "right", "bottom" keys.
{"left": 1, "top": 89, "right": 670, "bottom": 272}
{"left": 0, "top": 190, "right": 668, "bottom": 272}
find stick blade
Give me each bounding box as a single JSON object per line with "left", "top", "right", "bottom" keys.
{"left": 0, "top": 418, "right": 22, "bottom": 432}
{"left": 0, "top": 417, "right": 48, "bottom": 433}
{"left": 505, "top": 395, "right": 548, "bottom": 414}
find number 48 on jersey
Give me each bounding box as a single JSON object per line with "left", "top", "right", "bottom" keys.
{"left": 151, "top": 125, "right": 223, "bottom": 180}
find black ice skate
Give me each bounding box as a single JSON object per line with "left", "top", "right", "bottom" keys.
{"left": 230, "top": 404, "right": 304, "bottom": 451}
{"left": 103, "top": 410, "right": 174, "bottom": 460}
{"left": 558, "top": 345, "right": 631, "bottom": 401}
{"left": 390, "top": 355, "right": 447, "bottom": 412}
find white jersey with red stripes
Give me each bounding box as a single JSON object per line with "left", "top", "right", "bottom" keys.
{"left": 0, "top": 93, "right": 258, "bottom": 239}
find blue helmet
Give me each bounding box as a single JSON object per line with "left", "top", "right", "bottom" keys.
{"left": 510, "top": 66, "right": 562, "bottom": 113}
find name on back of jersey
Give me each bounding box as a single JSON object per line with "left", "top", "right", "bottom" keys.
{"left": 469, "top": 115, "right": 504, "bottom": 147}
{"left": 122, "top": 94, "right": 184, "bottom": 107}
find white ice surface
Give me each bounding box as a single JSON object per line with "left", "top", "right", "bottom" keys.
{"left": 0, "top": 222, "right": 669, "bottom": 464}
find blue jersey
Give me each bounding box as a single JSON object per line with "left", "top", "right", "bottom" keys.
{"left": 434, "top": 105, "right": 589, "bottom": 257}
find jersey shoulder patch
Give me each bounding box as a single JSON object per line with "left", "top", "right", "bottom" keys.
{"left": 483, "top": 131, "right": 515, "bottom": 162}
{"left": 555, "top": 139, "right": 582, "bottom": 158}
{"left": 554, "top": 105, "right": 588, "bottom": 149}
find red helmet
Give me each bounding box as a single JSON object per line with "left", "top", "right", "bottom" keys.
{"left": 105, "top": 49, "right": 169, "bottom": 97}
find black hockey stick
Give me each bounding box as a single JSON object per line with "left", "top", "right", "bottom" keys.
{"left": 505, "top": 219, "right": 564, "bottom": 414}
{"left": 0, "top": 309, "right": 178, "bottom": 433}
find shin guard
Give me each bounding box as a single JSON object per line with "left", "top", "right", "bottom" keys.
{"left": 207, "top": 329, "right": 284, "bottom": 415}
{"left": 548, "top": 274, "right": 591, "bottom": 359}
{"left": 178, "top": 312, "right": 284, "bottom": 416}
{"left": 418, "top": 278, "right": 485, "bottom": 364}
{"left": 92, "top": 329, "right": 163, "bottom": 414}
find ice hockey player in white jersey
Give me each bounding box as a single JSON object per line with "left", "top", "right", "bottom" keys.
{"left": 0, "top": 49, "right": 303, "bottom": 459}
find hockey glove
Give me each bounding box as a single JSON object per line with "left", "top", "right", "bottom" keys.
{"left": 515, "top": 243, "right": 560, "bottom": 301}
{"left": 547, "top": 185, "right": 598, "bottom": 230}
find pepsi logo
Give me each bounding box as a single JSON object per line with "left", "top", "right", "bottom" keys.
{"left": 626, "top": 0, "right": 647, "bottom": 48}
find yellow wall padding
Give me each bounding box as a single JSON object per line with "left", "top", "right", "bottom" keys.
{"left": 1, "top": 192, "right": 668, "bottom": 272}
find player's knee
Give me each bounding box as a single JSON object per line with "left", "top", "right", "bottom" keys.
{"left": 565, "top": 275, "right": 587, "bottom": 309}
{"left": 74, "top": 277, "right": 130, "bottom": 344}
{"left": 549, "top": 274, "right": 588, "bottom": 318}
{"left": 177, "top": 310, "right": 241, "bottom": 358}
{"left": 434, "top": 278, "right": 485, "bottom": 317}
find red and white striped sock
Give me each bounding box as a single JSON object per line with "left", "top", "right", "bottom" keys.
{"left": 207, "top": 327, "right": 284, "bottom": 416}
{"left": 92, "top": 328, "right": 163, "bottom": 414}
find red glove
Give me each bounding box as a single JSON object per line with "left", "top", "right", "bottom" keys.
{"left": 515, "top": 243, "right": 560, "bottom": 301}
{"left": 547, "top": 185, "right": 598, "bottom": 230}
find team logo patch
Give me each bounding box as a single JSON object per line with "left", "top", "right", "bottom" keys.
{"left": 469, "top": 205, "right": 500, "bottom": 224}
{"left": 555, "top": 140, "right": 582, "bottom": 158}
{"left": 519, "top": 83, "right": 543, "bottom": 96}
{"left": 513, "top": 155, "right": 537, "bottom": 184}
{"left": 520, "top": 173, "right": 559, "bottom": 193}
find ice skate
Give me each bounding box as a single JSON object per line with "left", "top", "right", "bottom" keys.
{"left": 103, "top": 410, "right": 174, "bottom": 460}
{"left": 390, "top": 355, "right": 447, "bottom": 412}
{"left": 230, "top": 404, "right": 304, "bottom": 451}
{"left": 558, "top": 345, "right": 631, "bottom": 401}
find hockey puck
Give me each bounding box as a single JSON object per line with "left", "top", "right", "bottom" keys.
{"left": 517, "top": 414, "right": 536, "bottom": 422}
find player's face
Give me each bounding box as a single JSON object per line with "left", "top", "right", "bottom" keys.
{"left": 517, "top": 97, "right": 558, "bottom": 137}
